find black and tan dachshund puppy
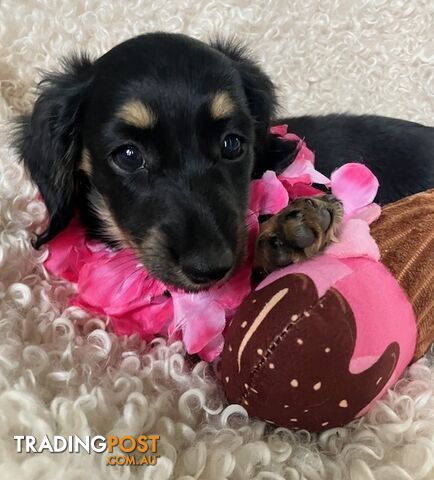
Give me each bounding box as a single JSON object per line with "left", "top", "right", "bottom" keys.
{"left": 14, "top": 33, "right": 434, "bottom": 290}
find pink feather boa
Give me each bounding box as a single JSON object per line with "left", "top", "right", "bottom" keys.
{"left": 43, "top": 125, "right": 380, "bottom": 361}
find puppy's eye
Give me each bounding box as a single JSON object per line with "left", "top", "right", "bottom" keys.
{"left": 221, "top": 134, "right": 244, "bottom": 160}
{"left": 111, "top": 145, "right": 145, "bottom": 172}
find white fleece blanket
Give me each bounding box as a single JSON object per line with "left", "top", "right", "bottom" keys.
{"left": 0, "top": 1, "right": 433, "bottom": 479}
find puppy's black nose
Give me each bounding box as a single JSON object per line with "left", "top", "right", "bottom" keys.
{"left": 181, "top": 249, "right": 234, "bottom": 285}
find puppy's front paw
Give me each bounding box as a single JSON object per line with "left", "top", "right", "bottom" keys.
{"left": 254, "top": 194, "right": 343, "bottom": 273}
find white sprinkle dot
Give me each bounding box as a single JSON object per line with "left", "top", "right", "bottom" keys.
{"left": 241, "top": 321, "right": 247, "bottom": 328}
{"left": 250, "top": 387, "right": 258, "bottom": 394}
{"left": 304, "top": 409, "right": 309, "bottom": 413}
{"left": 257, "top": 348, "right": 263, "bottom": 355}
{"left": 321, "top": 421, "right": 329, "bottom": 427}
{"left": 284, "top": 404, "right": 289, "bottom": 408}
{"left": 313, "top": 382, "right": 322, "bottom": 391}
{"left": 269, "top": 363, "right": 275, "bottom": 369}
{"left": 225, "top": 377, "right": 229, "bottom": 383}
{"left": 325, "top": 347, "right": 331, "bottom": 353}
{"left": 304, "top": 310, "right": 310, "bottom": 317}
{"left": 376, "top": 377, "right": 383, "bottom": 385}
{"left": 243, "top": 399, "right": 249, "bottom": 405}
{"left": 297, "top": 338, "right": 303, "bottom": 345}
{"left": 291, "top": 314, "right": 299, "bottom": 321}
{"left": 290, "top": 379, "right": 299, "bottom": 388}
{"left": 228, "top": 345, "right": 232, "bottom": 352}
{"left": 244, "top": 383, "right": 249, "bottom": 389}
{"left": 252, "top": 299, "right": 257, "bottom": 304}
{"left": 290, "top": 418, "right": 298, "bottom": 422}
{"left": 339, "top": 399, "right": 348, "bottom": 408}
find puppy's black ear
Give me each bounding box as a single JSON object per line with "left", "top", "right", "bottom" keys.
{"left": 211, "top": 39, "right": 276, "bottom": 139}
{"left": 14, "top": 54, "right": 93, "bottom": 248}
{"left": 211, "top": 39, "right": 297, "bottom": 178}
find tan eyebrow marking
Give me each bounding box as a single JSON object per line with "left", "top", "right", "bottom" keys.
{"left": 117, "top": 100, "right": 156, "bottom": 129}
{"left": 210, "top": 91, "right": 235, "bottom": 119}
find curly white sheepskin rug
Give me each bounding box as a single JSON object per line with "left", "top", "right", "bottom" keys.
{"left": 1, "top": 1, "right": 433, "bottom": 479}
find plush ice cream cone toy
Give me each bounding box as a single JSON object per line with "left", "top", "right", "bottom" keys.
{"left": 371, "top": 189, "right": 434, "bottom": 360}
{"left": 221, "top": 189, "right": 434, "bottom": 432}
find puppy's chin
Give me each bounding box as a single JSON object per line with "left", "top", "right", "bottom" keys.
{"left": 137, "top": 252, "right": 240, "bottom": 292}
{"left": 134, "top": 229, "right": 248, "bottom": 292}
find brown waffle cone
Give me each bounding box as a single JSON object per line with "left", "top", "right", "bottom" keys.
{"left": 370, "top": 189, "right": 434, "bottom": 360}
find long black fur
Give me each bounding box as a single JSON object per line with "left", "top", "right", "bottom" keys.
{"left": 14, "top": 54, "right": 94, "bottom": 247}
{"left": 269, "top": 114, "right": 434, "bottom": 204}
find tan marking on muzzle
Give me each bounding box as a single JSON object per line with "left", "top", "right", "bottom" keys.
{"left": 210, "top": 91, "right": 235, "bottom": 119}
{"left": 139, "top": 229, "right": 200, "bottom": 291}
{"left": 88, "top": 189, "right": 131, "bottom": 247}
{"left": 139, "top": 228, "right": 167, "bottom": 258}
{"left": 80, "top": 148, "right": 93, "bottom": 176}
{"left": 117, "top": 100, "right": 156, "bottom": 129}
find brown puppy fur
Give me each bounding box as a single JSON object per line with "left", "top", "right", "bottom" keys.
{"left": 254, "top": 194, "right": 343, "bottom": 275}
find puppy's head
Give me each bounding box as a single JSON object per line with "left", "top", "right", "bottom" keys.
{"left": 15, "top": 33, "right": 279, "bottom": 290}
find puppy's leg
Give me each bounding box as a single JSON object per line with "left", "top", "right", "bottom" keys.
{"left": 254, "top": 195, "right": 343, "bottom": 273}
